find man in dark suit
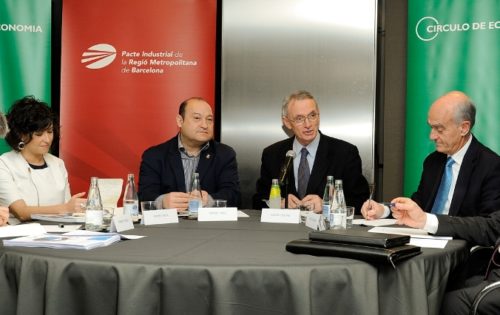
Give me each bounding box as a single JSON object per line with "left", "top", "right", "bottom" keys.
{"left": 362, "top": 91, "right": 500, "bottom": 220}
{"left": 253, "top": 90, "right": 369, "bottom": 212}
{"left": 390, "top": 197, "right": 500, "bottom": 315}
{"left": 139, "top": 97, "right": 240, "bottom": 210}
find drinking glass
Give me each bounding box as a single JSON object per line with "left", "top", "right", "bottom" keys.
{"left": 346, "top": 206, "right": 355, "bottom": 228}
{"left": 141, "top": 201, "right": 157, "bottom": 212}
{"left": 214, "top": 199, "right": 227, "bottom": 207}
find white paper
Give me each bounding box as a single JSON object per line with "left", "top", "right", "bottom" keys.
{"left": 31, "top": 214, "right": 86, "bottom": 223}
{"left": 198, "top": 207, "right": 238, "bottom": 221}
{"left": 110, "top": 214, "right": 134, "bottom": 232}
{"left": 143, "top": 209, "right": 179, "bottom": 225}
{"left": 0, "top": 223, "right": 46, "bottom": 238}
{"left": 42, "top": 225, "right": 82, "bottom": 233}
{"left": 238, "top": 210, "right": 249, "bottom": 218}
{"left": 3, "top": 231, "right": 121, "bottom": 250}
{"left": 369, "top": 226, "right": 452, "bottom": 240}
{"left": 305, "top": 212, "right": 326, "bottom": 231}
{"left": 352, "top": 218, "right": 397, "bottom": 227}
{"left": 409, "top": 238, "right": 449, "bottom": 249}
{"left": 261, "top": 209, "right": 300, "bottom": 224}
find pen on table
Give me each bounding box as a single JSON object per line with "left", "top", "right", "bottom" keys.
{"left": 382, "top": 202, "right": 396, "bottom": 208}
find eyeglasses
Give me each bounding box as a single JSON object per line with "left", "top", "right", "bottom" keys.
{"left": 287, "top": 112, "right": 319, "bottom": 125}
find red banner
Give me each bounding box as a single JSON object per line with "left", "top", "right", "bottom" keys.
{"left": 60, "top": 0, "right": 217, "bottom": 195}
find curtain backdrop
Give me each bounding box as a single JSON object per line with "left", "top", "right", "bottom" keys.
{"left": 60, "top": 0, "right": 217, "bottom": 195}
{"left": 0, "top": 0, "right": 52, "bottom": 153}
{"left": 404, "top": 0, "right": 500, "bottom": 195}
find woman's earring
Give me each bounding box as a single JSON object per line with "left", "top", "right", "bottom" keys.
{"left": 17, "top": 141, "right": 25, "bottom": 150}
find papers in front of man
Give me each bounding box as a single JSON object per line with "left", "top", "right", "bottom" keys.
{"left": 369, "top": 226, "right": 452, "bottom": 249}
{"left": 3, "top": 230, "right": 121, "bottom": 250}
{"left": 352, "top": 218, "right": 397, "bottom": 227}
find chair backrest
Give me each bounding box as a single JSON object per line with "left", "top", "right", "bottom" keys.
{"left": 470, "top": 280, "right": 500, "bottom": 315}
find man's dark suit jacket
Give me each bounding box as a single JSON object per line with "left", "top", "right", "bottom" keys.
{"left": 139, "top": 136, "right": 241, "bottom": 207}
{"left": 253, "top": 133, "right": 369, "bottom": 212}
{"left": 436, "top": 210, "right": 500, "bottom": 247}
{"left": 412, "top": 136, "right": 500, "bottom": 217}
{"left": 436, "top": 211, "right": 500, "bottom": 315}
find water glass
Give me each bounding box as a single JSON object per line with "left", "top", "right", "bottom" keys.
{"left": 141, "top": 201, "right": 157, "bottom": 212}
{"left": 214, "top": 199, "right": 227, "bottom": 207}
{"left": 346, "top": 206, "right": 355, "bottom": 228}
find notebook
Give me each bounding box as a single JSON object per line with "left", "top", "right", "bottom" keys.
{"left": 286, "top": 239, "right": 421, "bottom": 268}
{"left": 309, "top": 228, "right": 410, "bottom": 248}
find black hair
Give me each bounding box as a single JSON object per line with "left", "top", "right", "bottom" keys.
{"left": 5, "top": 95, "right": 60, "bottom": 152}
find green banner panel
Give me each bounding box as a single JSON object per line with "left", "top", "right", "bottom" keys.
{"left": 0, "top": 0, "right": 51, "bottom": 153}
{"left": 405, "top": 0, "right": 500, "bottom": 196}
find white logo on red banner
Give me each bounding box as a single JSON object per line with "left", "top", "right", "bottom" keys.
{"left": 81, "top": 43, "right": 117, "bottom": 69}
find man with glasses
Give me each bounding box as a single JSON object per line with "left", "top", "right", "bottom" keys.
{"left": 253, "top": 90, "right": 369, "bottom": 212}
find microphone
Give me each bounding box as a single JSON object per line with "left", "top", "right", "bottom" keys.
{"left": 279, "top": 150, "right": 296, "bottom": 184}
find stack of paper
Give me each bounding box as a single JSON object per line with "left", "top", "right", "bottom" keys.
{"left": 3, "top": 230, "right": 120, "bottom": 250}
{"left": 31, "top": 214, "right": 86, "bottom": 223}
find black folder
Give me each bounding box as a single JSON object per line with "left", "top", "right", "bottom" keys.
{"left": 309, "top": 229, "right": 410, "bottom": 248}
{"left": 285, "top": 239, "right": 421, "bottom": 267}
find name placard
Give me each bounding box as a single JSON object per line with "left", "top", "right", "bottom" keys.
{"left": 305, "top": 212, "right": 326, "bottom": 231}
{"left": 110, "top": 214, "right": 134, "bottom": 232}
{"left": 198, "top": 207, "right": 238, "bottom": 221}
{"left": 142, "top": 209, "right": 179, "bottom": 225}
{"left": 261, "top": 209, "right": 300, "bottom": 224}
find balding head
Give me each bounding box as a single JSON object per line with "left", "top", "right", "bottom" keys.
{"left": 428, "top": 91, "right": 475, "bottom": 155}
{"left": 430, "top": 91, "right": 476, "bottom": 128}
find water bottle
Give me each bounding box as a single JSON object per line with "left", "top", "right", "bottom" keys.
{"left": 123, "top": 173, "right": 139, "bottom": 221}
{"left": 332, "top": 179, "right": 347, "bottom": 229}
{"left": 85, "top": 177, "right": 104, "bottom": 231}
{"left": 322, "top": 176, "right": 334, "bottom": 223}
{"left": 268, "top": 178, "right": 281, "bottom": 209}
{"left": 188, "top": 172, "right": 202, "bottom": 216}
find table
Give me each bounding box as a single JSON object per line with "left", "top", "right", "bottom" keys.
{"left": 0, "top": 211, "right": 468, "bottom": 315}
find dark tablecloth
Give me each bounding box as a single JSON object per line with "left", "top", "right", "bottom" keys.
{"left": 0, "top": 211, "right": 468, "bottom": 315}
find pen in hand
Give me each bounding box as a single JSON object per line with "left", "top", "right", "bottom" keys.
{"left": 368, "top": 184, "right": 375, "bottom": 210}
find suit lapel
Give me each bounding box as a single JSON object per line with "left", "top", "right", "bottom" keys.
{"left": 196, "top": 142, "right": 214, "bottom": 184}
{"left": 307, "top": 134, "right": 328, "bottom": 194}
{"left": 168, "top": 138, "right": 187, "bottom": 192}
{"left": 449, "top": 137, "right": 478, "bottom": 216}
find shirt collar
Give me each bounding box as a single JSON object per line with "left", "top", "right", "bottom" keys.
{"left": 450, "top": 135, "right": 472, "bottom": 166}
{"left": 177, "top": 134, "right": 210, "bottom": 157}
{"left": 292, "top": 133, "right": 320, "bottom": 160}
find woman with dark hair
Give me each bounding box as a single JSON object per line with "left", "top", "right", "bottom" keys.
{"left": 0, "top": 96, "right": 86, "bottom": 222}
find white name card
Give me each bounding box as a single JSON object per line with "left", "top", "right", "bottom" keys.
{"left": 142, "top": 209, "right": 179, "bottom": 225}
{"left": 110, "top": 214, "right": 134, "bottom": 232}
{"left": 261, "top": 209, "right": 300, "bottom": 224}
{"left": 305, "top": 212, "right": 327, "bottom": 231}
{"left": 198, "top": 207, "right": 238, "bottom": 221}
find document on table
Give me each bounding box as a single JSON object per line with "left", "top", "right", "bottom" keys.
{"left": 238, "top": 210, "right": 250, "bottom": 218}
{"left": 31, "top": 213, "right": 86, "bottom": 223}
{"left": 368, "top": 226, "right": 451, "bottom": 248}
{"left": 0, "top": 223, "right": 46, "bottom": 238}
{"left": 42, "top": 225, "right": 82, "bottom": 233}
{"left": 3, "top": 230, "right": 121, "bottom": 250}
{"left": 352, "top": 218, "right": 397, "bottom": 226}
